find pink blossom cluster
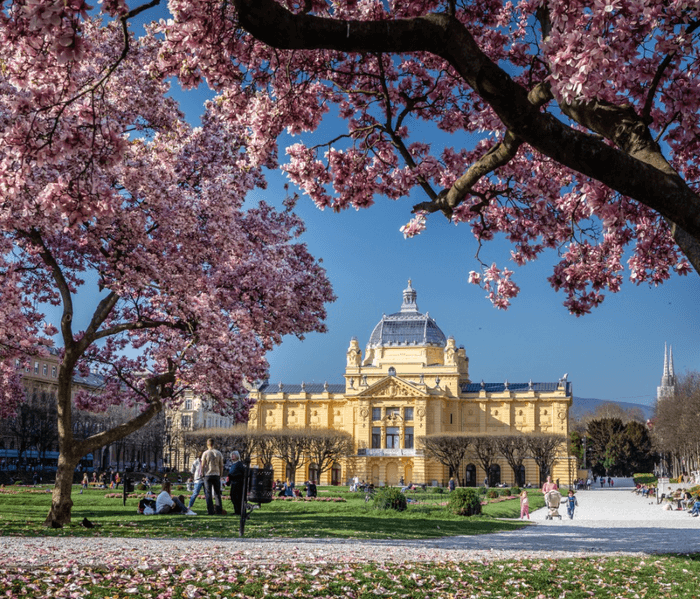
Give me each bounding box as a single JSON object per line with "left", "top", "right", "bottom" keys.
{"left": 272, "top": 495, "right": 346, "bottom": 502}
{"left": 1, "top": 0, "right": 697, "bottom": 369}
{"left": 0, "top": 15, "right": 335, "bottom": 429}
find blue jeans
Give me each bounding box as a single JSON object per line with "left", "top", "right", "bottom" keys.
{"left": 188, "top": 480, "right": 204, "bottom": 509}
{"left": 157, "top": 495, "right": 188, "bottom": 514}
{"left": 203, "top": 475, "right": 223, "bottom": 515}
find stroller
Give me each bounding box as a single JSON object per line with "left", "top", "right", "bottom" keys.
{"left": 544, "top": 489, "right": 562, "bottom": 520}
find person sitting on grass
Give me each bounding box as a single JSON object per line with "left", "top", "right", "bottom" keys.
{"left": 305, "top": 480, "right": 317, "bottom": 498}
{"left": 156, "top": 481, "right": 194, "bottom": 515}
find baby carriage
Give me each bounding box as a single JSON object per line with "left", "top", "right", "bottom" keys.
{"left": 544, "top": 489, "right": 562, "bottom": 520}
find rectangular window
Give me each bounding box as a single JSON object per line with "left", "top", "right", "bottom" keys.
{"left": 34, "top": 361, "right": 39, "bottom": 374}
{"left": 371, "top": 427, "right": 381, "bottom": 449}
{"left": 404, "top": 427, "right": 414, "bottom": 449}
{"left": 181, "top": 415, "right": 191, "bottom": 428}
{"left": 51, "top": 366, "right": 57, "bottom": 378}
{"left": 372, "top": 407, "right": 381, "bottom": 421}
{"left": 404, "top": 407, "right": 414, "bottom": 421}
{"left": 386, "top": 427, "right": 400, "bottom": 449}
{"left": 185, "top": 399, "right": 192, "bottom": 411}
{"left": 42, "top": 364, "right": 48, "bottom": 376}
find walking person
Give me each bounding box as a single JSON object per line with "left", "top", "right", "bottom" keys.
{"left": 228, "top": 451, "right": 246, "bottom": 515}
{"left": 542, "top": 475, "right": 558, "bottom": 494}
{"left": 565, "top": 489, "right": 579, "bottom": 519}
{"left": 520, "top": 490, "right": 530, "bottom": 520}
{"left": 187, "top": 456, "right": 204, "bottom": 511}
{"left": 201, "top": 438, "right": 225, "bottom": 515}
{"left": 448, "top": 477, "right": 456, "bottom": 492}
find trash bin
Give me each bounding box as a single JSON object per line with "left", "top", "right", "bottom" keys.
{"left": 122, "top": 477, "right": 134, "bottom": 506}
{"left": 247, "top": 467, "right": 273, "bottom": 504}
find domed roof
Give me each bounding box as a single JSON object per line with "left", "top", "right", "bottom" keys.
{"left": 367, "top": 281, "right": 447, "bottom": 348}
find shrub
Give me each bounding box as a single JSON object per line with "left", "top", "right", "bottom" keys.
{"left": 434, "top": 486, "right": 444, "bottom": 494}
{"left": 633, "top": 473, "right": 657, "bottom": 486}
{"left": 510, "top": 486, "right": 521, "bottom": 496}
{"left": 487, "top": 490, "right": 499, "bottom": 499}
{"left": 448, "top": 488, "right": 482, "bottom": 516}
{"left": 479, "top": 487, "right": 488, "bottom": 495}
{"left": 500, "top": 488, "right": 510, "bottom": 497}
{"left": 136, "top": 483, "right": 147, "bottom": 491}
{"left": 373, "top": 487, "right": 407, "bottom": 511}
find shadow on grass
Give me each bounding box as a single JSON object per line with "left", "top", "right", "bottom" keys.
{"left": 242, "top": 510, "right": 528, "bottom": 539}
{"left": 0, "top": 487, "right": 529, "bottom": 539}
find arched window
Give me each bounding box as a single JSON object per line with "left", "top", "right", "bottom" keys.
{"left": 331, "top": 463, "right": 342, "bottom": 486}
{"left": 488, "top": 464, "right": 501, "bottom": 487}
{"left": 308, "top": 463, "right": 320, "bottom": 483}
{"left": 388, "top": 367, "right": 396, "bottom": 376}
{"left": 465, "top": 463, "right": 477, "bottom": 487}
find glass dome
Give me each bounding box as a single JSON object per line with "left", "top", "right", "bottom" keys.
{"left": 367, "top": 281, "right": 447, "bottom": 348}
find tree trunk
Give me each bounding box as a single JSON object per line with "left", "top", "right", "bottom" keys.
{"left": 44, "top": 453, "right": 80, "bottom": 527}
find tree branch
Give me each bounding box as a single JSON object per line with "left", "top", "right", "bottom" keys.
{"left": 233, "top": 0, "right": 700, "bottom": 272}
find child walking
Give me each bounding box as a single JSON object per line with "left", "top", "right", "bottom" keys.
{"left": 520, "top": 490, "right": 530, "bottom": 519}
{"left": 566, "top": 489, "right": 579, "bottom": 519}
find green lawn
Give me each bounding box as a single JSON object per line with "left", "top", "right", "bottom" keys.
{"left": 0, "top": 484, "right": 544, "bottom": 539}
{"left": 2, "top": 486, "right": 699, "bottom": 598}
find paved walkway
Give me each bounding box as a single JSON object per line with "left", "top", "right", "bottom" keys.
{"left": 1, "top": 482, "right": 699, "bottom": 566}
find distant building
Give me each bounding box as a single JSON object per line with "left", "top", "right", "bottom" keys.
{"left": 0, "top": 350, "right": 163, "bottom": 473}
{"left": 164, "top": 390, "right": 238, "bottom": 471}
{"left": 248, "top": 281, "right": 573, "bottom": 487}
{"left": 657, "top": 343, "right": 677, "bottom": 402}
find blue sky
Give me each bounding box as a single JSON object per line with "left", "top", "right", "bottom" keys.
{"left": 251, "top": 170, "right": 700, "bottom": 408}
{"left": 50, "top": 9, "right": 700, "bottom": 409}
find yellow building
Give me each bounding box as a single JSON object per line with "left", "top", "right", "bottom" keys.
{"left": 248, "top": 281, "right": 573, "bottom": 487}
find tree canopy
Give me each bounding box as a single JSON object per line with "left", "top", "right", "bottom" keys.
{"left": 0, "top": 11, "right": 334, "bottom": 524}
{"left": 4, "top": 1, "right": 699, "bottom": 314}
{"left": 585, "top": 417, "right": 656, "bottom": 477}
{"left": 171, "top": 0, "right": 699, "bottom": 313}
{"left": 652, "top": 372, "right": 700, "bottom": 476}
{"left": 3, "top": 0, "right": 700, "bottom": 520}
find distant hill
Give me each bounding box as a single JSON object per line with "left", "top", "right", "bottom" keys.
{"left": 571, "top": 396, "right": 654, "bottom": 421}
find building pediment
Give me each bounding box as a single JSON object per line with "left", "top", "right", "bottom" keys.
{"left": 356, "top": 376, "right": 429, "bottom": 399}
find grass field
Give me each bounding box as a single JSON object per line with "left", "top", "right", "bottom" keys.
{"left": 0, "top": 484, "right": 544, "bottom": 539}
{"left": 2, "top": 486, "right": 700, "bottom": 598}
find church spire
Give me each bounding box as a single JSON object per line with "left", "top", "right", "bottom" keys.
{"left": 658, "top": 343, "right": 677, "bottom": 401}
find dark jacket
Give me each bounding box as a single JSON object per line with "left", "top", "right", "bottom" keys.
{"left": 228, "top": 460, "right": 245, "bottom": 486}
